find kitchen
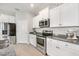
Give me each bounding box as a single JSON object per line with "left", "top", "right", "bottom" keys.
{"left": 0, "top": 3, "right": 79, "bottom": 56}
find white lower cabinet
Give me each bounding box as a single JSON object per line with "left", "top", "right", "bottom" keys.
{"left": 47, "top": 37, "right": 79, "bottom": 56}
{"left": 47, "top": 38, "right": 59, "bottom": 56}
{"left": 29, "top": 34, "right": 36, "bottom": 47}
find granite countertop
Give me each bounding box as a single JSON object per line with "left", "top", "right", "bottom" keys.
{"left": 47, "top": 36, "right": 79, "bottom": 45}
{"left": 29, "top": 32, "right": 79, "bottom": 45}
{"left": 29, "top": 32, "right": 36, "bottom": 35}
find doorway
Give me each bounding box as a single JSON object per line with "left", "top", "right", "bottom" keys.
{"left": 9, "top": 23, "right": 16, "bottom": 44}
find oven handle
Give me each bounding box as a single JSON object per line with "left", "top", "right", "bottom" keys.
{"left": 36, "top": 37, "right": 46, "bottom": 39}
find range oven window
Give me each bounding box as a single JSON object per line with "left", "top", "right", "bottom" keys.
{"left": 37, "top": 37, "right": 44, "bottom": 47}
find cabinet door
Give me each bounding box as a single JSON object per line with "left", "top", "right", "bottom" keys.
{"left": 51, "top": 39, "right": 63, "bottom": 56}
{"left": 50, "top": 6, "right": 60, "bottom": 27}
{"left": 33, "top": 16, "right": 37, "bottom": 28}
{"left": 47, "top": 38, "right": 55, "bottom": 55}
{"left": 47, "top": 38, "right": 61, "bottom": 56}
{"left": 29, "top": 34, "right": 36, "bottom": 47}
{"left": 33, "top": 15, "right": 42, "bottom": 28}
{"left": 60, "top": 4, "right": 79, "bottom": 26}
{"left": 33, "top": 16, "right": 39, "bottom": 28}
{"left": 32, "top": 35, "right": 36, "bottom": 47}
{"left": 39, "top": 7, "right": 49, "bottom": 19}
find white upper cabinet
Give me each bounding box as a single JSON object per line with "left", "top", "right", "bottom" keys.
{"left": 60, "top": 4, "right": 79, "bottom": 26}
{"left": 39, "top": 7, "right": 49, "bottom": 19}
{"left": 33, "top": 16, "right": 38, "bottom": 28}
{"left": 33, "top": 15, "right": 41, "bottom": 28}
{"left": 50, "top": 6, "right": 60, "bottom": 27}
{"left": 50, "top": 3, "right": 79, "bottom": 27}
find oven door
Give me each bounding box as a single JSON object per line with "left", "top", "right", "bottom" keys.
{"left": 37, "top": 37, "right": 45, "bottom": 48}
{"left": 36, "top": 36, "right": 46, "bottom": 53}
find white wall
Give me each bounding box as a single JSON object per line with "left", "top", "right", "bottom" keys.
{"left": 15, "top": 12, "right": 33, "bottom": 43}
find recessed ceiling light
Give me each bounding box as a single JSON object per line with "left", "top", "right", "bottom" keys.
{"left": 30, "top": 3, "right": 34, "bottom": 8}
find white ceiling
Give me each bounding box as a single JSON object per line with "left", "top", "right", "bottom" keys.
{"left": 0, "top": 3, "right": 62, "bottom": 16}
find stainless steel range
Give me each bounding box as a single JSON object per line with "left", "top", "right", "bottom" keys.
{"left": 36, "top": 35, "right": 46, "bottom": 55}
{"left": 36, "top": 30, "right": 53, "bottom": 55}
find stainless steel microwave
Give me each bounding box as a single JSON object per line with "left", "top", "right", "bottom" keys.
{"left": 39, "top": 18, "right": 50, "bottom": 28}
{"left": 39, "top": 20, "right": 44, "bottom": 28}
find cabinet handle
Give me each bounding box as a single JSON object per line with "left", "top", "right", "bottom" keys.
{"left": 56, "top": 46, "right": 60, "bottom": 49}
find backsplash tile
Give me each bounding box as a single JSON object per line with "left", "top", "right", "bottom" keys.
{"left": 35, "top": 26, "right": 79, "bottom": 36}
